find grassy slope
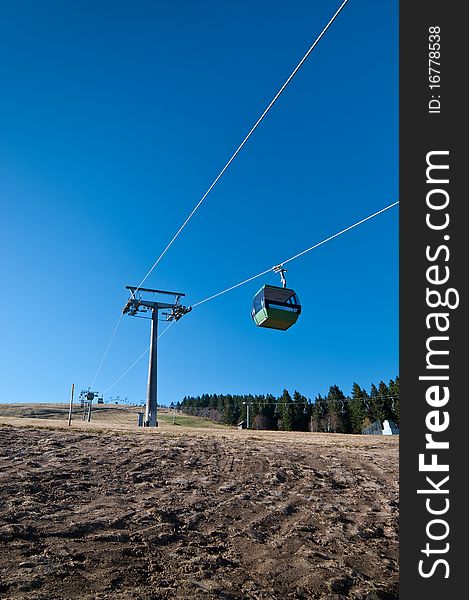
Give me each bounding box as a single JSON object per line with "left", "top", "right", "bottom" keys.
{"left": 0, "top": 403, "right": 230, "bottom": 430}
{"left": 157, "top": 413, "right": 230, "bottom": 429}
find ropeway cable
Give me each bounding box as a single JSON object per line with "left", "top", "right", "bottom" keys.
{"left": 179, "top": 394, "right": 399, "bottom": 408}
{"left": 102, "top": 320, "right": 174, "bottom": 395}
{"left": 192, "top": 200, "right": 399, "bottom": 308}
{"left": 91, "top": 313, "right": 124, "bottom": 387}
{"left": 135, "top": 0, "right": 351, "bottom": 292}
{"left": 103, "top": 199, "right": 398, "bottom": 391}
{"left": 102, "top": 345, "right": 150, "bottom": 396}
{"left": 90, "top": 0, "right": 350, "bottom": 385}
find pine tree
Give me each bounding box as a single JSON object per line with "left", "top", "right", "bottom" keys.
{"left": 378, "top": 380, "right": 395, "bottom": 423}
{"left": 292, "top": 390, "right": 309, "bottom": 431}
{"left": 326, "top": 385, "right": 346, "bottom": 432}
{"left": 349, "top": 383, "right": 367, "bottom": 433}
{"left": 340, "top": 396, "right": 353, "bottom": 433}
{"left": 369, "top": 383, "right": 382, "bottom": 423}
{"left": 278, "top": 389, "right": 294, "bottom": 431}
{"left": 371, "top": 381, "right": 389, "bottom": 424}
{"left": 310, "top": 394, "right": 328, "bottom": 432}
{"left": 223, "top": 395, "right": 239, "bottom": 425}
{"left": 252, "top": 394, "right": 277, "bottom": 430}
{"left": 388, "top": 376, "right": 399, "bottom": 425}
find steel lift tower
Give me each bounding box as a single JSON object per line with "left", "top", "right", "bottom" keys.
{"left": 122, "top": 286, "right": 191, "bottom": 427}
{"left": 78, "top": 389, "right": 102, "bottom": 422}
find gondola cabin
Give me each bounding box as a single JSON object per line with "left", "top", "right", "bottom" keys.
{"left": 251, "top": 285, "right": 301, "bottom": 330}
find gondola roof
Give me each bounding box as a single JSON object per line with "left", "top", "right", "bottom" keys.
{"left": 255, "top": 284, "right": 299, "bottom": 302}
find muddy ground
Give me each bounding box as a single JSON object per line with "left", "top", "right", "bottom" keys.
{"left": 0, "top": 423, "right": 398, "bottom": 599}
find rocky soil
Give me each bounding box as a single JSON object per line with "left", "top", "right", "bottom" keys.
{"left": 0, "top": 424, "right": 398, "bottom": 599}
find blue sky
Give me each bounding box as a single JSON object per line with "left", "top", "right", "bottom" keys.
{"left": 0, "top": 0, "right": 398, "bottom": 405}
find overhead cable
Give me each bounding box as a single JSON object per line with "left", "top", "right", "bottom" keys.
{"left": 102, "top": 346, "right": 150, "bottom": 396}
{"left": 89, "top": 0, "right": 350, "bottom": 385}
{"left": 91, "top": 313, "right": 124, "bottom": 387}
{"left": 135, "top": 0, "right": 351, "bottom": 292}
{"left": 193, "top": 200, "right": 399, "bottom": 308}
{"left": 103, "top": 200, "right": 398, "bottom": 391}
{"left": 179, "top": 394, "right": 399, "bottom": 407}
{"left": 102, "top": 320, "right": 174, "bottom": 395}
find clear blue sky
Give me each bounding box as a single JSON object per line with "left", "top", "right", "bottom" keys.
{"left": 0, "top": 0, "right": 398, "bottom": 405}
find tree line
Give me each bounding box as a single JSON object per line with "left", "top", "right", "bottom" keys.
{"left": 177, "top": 377, "right": 399, "bottom": 434}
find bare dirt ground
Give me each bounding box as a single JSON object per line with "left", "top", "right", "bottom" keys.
{"left": 0, "top": 415, "right": 399, "bottom": 600}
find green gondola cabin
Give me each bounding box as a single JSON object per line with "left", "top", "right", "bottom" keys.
{"left": 251, "top": 284, "right": 301, "bottom": 330}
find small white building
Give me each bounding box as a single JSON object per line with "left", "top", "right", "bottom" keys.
{"left": 382, "top": 419, "right": 399, "bottom": 435}
{"left": 362, "top": 419, "right": 399, "bottom": 435}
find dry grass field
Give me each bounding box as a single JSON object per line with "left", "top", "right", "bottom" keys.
{"left": 0, "top": 405, "right": 399, "bottom": 599}
{"left": 0, "top": 404, "right": 230, "bottom": 431}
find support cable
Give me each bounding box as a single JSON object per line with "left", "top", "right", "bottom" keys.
{"left": 89, "top": 0, "right": 350, "bottom": 384}
{"left": 192, "top": 201, "right": 399, "bottom": 308}
{"left": 135, "top": 0, "right": 350, "bottom": 292}
{"left": 102, "top": 320, "right": 174, "bottom": 395}
{"left": 180, "top": 394, "right": 399, "bottom": 408}
{"left": 102, "top": 200, "right": 398, "bottom": 392}
{"left": 102, "top": 346, "right": 149, "bottom": 396}
{"left": 91, "top": 313, "right": 124, "bottom": 387}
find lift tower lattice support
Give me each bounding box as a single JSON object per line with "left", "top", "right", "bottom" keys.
{"left": 122, "top": 286, "right": 191, "bottom": 427}
{"left": 78, "top": 389, "right": 101, "bottom": 422}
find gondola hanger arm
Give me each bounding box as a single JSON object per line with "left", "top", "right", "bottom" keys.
{"left": 273, "top": 264, "right": 287, "bottom": 288}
